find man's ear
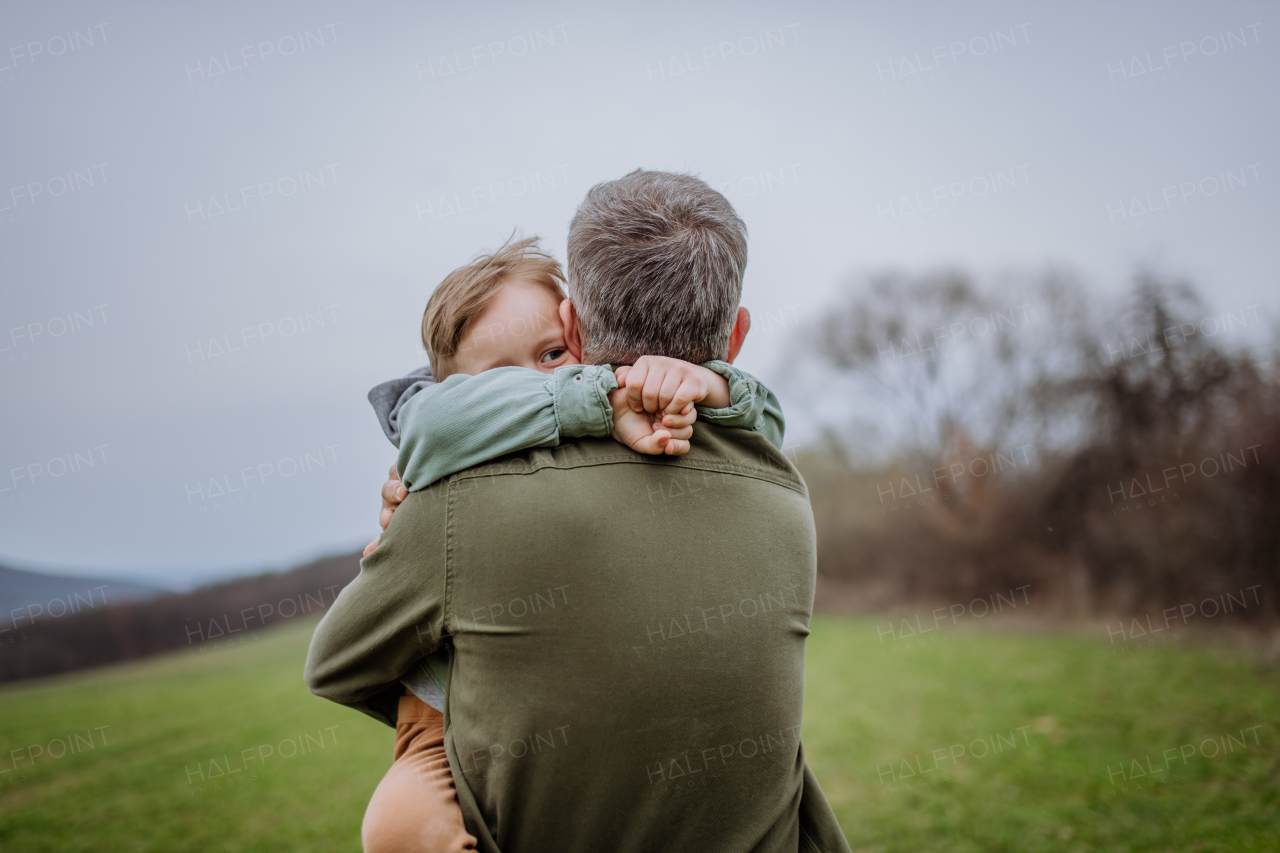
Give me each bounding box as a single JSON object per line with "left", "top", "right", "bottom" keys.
{"left": 725, "top": 307, "right": 751, "bottom": 363}
{"left": 559, "top": 299, "right": 584, "bottom": 361}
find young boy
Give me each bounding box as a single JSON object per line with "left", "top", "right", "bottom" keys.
{"left": 358, "top": 237, "right": 784, "bottom": 852}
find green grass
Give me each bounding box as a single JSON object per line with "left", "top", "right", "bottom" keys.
{"left": 0, "top": 616, "right": 1276, "bottom": 851}
{"left": 805, "top": 619, "right": 1279, "bottom": 852}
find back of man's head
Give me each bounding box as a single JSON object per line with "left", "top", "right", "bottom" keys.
{"left": 567, "top": 170, "right": 748, "bottom": 365}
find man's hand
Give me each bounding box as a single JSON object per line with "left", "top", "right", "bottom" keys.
{"left": 618, "top": 357, "right": 732, "bottom": 415}
{"left": 609, "top": 387, "right": 695, "bottom": 455}
{"left": 363, "top": 465, "right": 408, "bottom": 556}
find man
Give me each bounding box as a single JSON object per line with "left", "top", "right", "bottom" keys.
{"left": 305, "top": 170, "right": 851, "bottom": 852}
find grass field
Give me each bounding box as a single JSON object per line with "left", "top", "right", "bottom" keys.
{"left": 0, "top": 616, "right": 1275, "bottom": 852}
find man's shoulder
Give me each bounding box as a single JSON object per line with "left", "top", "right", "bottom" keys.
{"left": 452, "top": 425, "right": 806, "bottom": 496}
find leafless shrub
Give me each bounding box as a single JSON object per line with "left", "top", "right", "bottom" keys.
{"left": 801, "top": 270, "right": 1279, "bottom": 623}
{"left": 0, "top": 552, "right": 360, "bottom": 683}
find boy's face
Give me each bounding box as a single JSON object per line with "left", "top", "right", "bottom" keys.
{"left": 452, "top": 278, "right": 579, "bottom": 375}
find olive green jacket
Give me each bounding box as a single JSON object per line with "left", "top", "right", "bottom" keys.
{"left": 305, "top": 426, "right": 851, "bottom": 853}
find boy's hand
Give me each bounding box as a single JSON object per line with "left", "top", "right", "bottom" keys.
{"left": 363, "top": 465, "right": 408, "bottom": 556}
{"left": 609, "top": 387, "right": 695, "bottom": 455}
{"left": 618, "top": 357, "right": 732, "bottom": 415}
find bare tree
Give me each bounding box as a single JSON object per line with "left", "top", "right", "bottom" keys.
{"left": 800, "top": 269, "right": 1280, "bottom": 622}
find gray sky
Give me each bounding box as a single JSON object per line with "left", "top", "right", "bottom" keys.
{"left": 1, "top": 0, "right": 1276, "bottom": 585}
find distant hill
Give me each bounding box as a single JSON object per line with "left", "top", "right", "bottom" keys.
{"left": 0, "top": 551, "right": 361, "bottom": 683}
{"left": 0, "top": 564, "right": 164, "bottom": 622}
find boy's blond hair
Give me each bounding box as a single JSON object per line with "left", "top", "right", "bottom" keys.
{"left": 422, "top": 236, "right": 567, "bottom": 378}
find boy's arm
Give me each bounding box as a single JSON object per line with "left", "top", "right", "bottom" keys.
{"left": 696, "top": 361, "right": 786, "bottom": 448}
{"left": 395, "top": 365, "right": 619, "bottom": 490}
{"left": 369, "top": 358, "right": 785, "bottom": 547}
{"left": 390, "top": 359, "right": 783, "bottom": 494}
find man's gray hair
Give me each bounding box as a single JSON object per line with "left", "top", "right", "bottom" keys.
{"left": 567, "top": 170, "right": 748, "bottom": 365}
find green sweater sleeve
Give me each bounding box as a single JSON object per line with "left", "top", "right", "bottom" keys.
{"left": 394, "top": 361, "right": 786, "bottom": 492}
{"left": 396, "top": 365, "right": 618, "bottom": 491}
{"left": 698, "top": 360, "right": 786, "bottom": 449}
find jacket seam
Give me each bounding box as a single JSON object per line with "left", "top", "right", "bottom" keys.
{"left": 549, "top": 375, "right": 567, "bottom": 440}
{"left": 798, "top": 818, "right": 822, "bottom": 853}
{"left": 591, "top": 370, "right": 612, "bottom": 434}
{"left": 454, "top": 454, "right": 806, "bottom": 497}
{"left": 443, "top": 480, "right": 455, "bottom": 637}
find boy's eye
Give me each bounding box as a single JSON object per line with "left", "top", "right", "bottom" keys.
{"left": 541, "top": 348, "right": 566, "bottom": 363}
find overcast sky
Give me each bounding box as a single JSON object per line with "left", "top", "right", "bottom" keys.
{"left": 1, "top": 0, "right": 1276, "bottom": 586}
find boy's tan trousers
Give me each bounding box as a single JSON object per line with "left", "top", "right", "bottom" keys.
{"left": 362, "top": 695, "right": 478, "bottom": 853}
